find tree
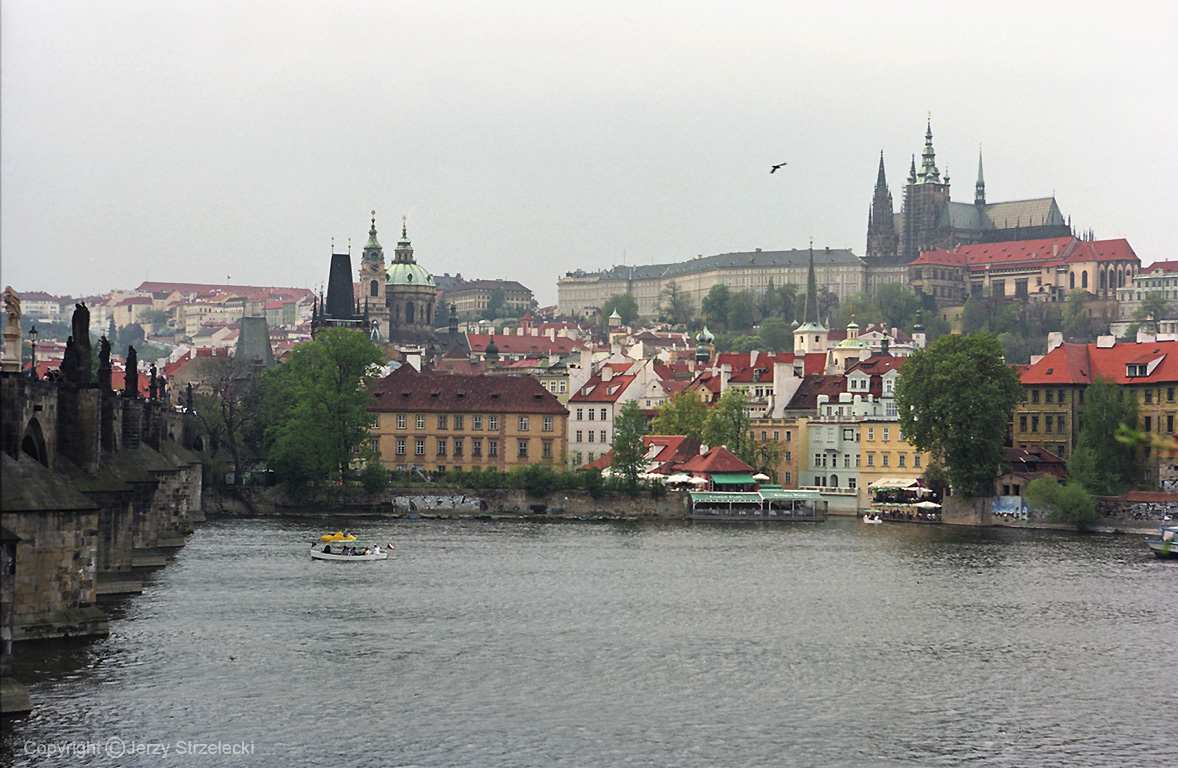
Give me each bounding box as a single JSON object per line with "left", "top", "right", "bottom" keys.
{"left": 609, "top": 401, "right": 647, "bottom": 489}
{"left": 259, "top": 327, "right": 386, "bottom": 487}
{"left": 895, "top": 333, "right": 1023, "bottom": 496}
{"left": 1073, "top": 376, "right": 1139, "bottom": 494}
{"left": 481, "top": 286, "right": 507, "bottom": 320}
{"left": 703, "top": 388, "right": 754, "bottom": 466}
{"left": 700, "top": 284, "right": 731, "bottom": 330}
{"left": 758, "top": 317, "right": 792, "bottom": 352}
{"left": 1025, "top": 475, "right": 1098, "bottom": 530}
{"left": 727, "top": 291, "right": 755, "bottom": 332}
{"left": 649, "top": 390, "right": 707, "bottom": 443}
{"left": 192, "top": 357, "right": 264, "bottom": 485}
{"left": 1133, "top": 291, "right": 1172, "bottom": 334}
{"left": 601, "top": 293, "right": 639, "bottom": 327}
{"left": 659, "top": 281, "right": 694, "bottom": 326}
{"left": 759, "top": 281, "right": 798, "bottom": 322}
{"left": 874, "top": 283, "right": 923, "bottom": 331}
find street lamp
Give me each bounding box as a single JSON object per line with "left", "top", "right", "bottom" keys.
{"left": 28, "top": 324, "right": 38, "bottom": 379}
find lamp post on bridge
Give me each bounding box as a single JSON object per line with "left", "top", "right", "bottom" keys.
{"left": 28, "top": 323, "right": 38, "bottom": 379}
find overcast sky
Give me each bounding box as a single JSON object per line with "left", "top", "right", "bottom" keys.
{"left": 2, "top": 1, "right": 1175, "bottom": 306}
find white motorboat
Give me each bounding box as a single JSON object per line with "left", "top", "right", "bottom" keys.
{"left": 311, "top": 533, "right": 390, "bottom": 561}
{"left": 1146, "top": 524, "right": 1177, "bottom": 559}
{"left": 862, "top": 514, "right": 883, "bottom": 524}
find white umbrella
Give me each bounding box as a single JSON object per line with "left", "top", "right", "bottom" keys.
{"left": 752, "top": 472, "right": 771, "bottom": 481}
{"left": 664, "top": 473, "right": 693, "bottom": 484}
{"left": 915, "top": 500, "right": 941, "bottom": 509}
{"left": 687, "top": 476, "right": 709, "bottom": 485}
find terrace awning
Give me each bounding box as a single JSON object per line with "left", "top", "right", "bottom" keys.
{"left": 710, "top": 473, "right": 757, "bottom": 485}
{"left": 867, "top": 477, "right": 922, "bottom": 491}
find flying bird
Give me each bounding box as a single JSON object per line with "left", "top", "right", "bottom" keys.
{"left": 770, "top": 162, "right": 787, "bottom": 174}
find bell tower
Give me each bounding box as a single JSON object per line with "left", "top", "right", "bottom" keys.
{"left": 358, "top": 210, "right": 390, "bottom": 341}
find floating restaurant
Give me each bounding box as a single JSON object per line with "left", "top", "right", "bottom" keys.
{"left": 690, "top": 486, "right": 826, "bottom": 521}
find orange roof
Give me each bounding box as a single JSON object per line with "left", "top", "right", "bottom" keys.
{"left": 679, "top": 445, "right": 754, "bottom": 474}
{"left": 1021, "top": 340, "right": 1178, "bottom": 386}
{"left": 911, "top": 237, "right": 1139, "bottom": 273}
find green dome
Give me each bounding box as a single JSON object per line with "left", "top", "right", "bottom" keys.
{"left": 386, "top": 262, "right": 434, "bottom": 287}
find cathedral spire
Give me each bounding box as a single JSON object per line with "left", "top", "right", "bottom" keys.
{"left": 975, "top": 146, "right": 986, "bottom": 206}
{"left": 916, "top": 117, "right": 941, "bottom": 184}
{"left": 907, "top": 154, "right": 917, "bottom": 184}
{"left": 803, "top": 239, "right": 820, "bottom": 325}
{"left": 866, "top": 150, "right": 898, "bottom": 260}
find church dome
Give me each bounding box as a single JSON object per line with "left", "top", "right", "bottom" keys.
{"left": 386, "top": 262, "right": 435, "bottom": 287}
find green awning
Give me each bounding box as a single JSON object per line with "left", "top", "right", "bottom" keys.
{"left": 710, "top": 473, "right": 757, "bottom": 485}
{"left": 690, "top": 492, "right": 762, "bottom": 503}
{"left": 760, "top": 489, "right": 824, "bottom": 501}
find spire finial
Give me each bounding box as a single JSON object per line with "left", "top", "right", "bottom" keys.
{"left": 975, "top": 145, "right": 986, "bottom": 206}
{"left": 402, "top": 215, "right": 407, "bottom": 237}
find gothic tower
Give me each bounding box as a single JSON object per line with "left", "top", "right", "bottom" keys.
{"left": 358, "top": 211, "right": 390, "bottom": 342}
{"left": 792, "top": 241, "right": 828, "bottom": 356}
{"left": 866, "top": 151, "right": 899, "bottom": 262}
{"left": 974, "top": 147, "right": 986, "bottom": 206}
{"left": 900, "top": 118, "right": 952, "bottom": 262}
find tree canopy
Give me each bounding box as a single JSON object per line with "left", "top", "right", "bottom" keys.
{"left": 702, "top": 388, "right": 754, "bottom": 467}
{"left": 894, "top": 332, "right": 1023, "bottom": 496}
{"left": 700, "top": 284, "right": 731, "bottom": 330}
{"left": 259, "top": 327, "right": 386, "bottom": 487}
{"left": 602, "top": 293, "right": 640, "bottom": 327}
{"left": 609, "top": 401, "right": 647, "bottom": 488}
{"left": 658, "top": 281, "right": 694, "bottom": 327}
{"left": 649, "top": 390, "right": 707, "bottom": 442}
{"left": 1073, "top": 376, "right": 1140, "bottom": 494}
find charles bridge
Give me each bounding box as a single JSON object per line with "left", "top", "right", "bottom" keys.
{"left": 1, "top": 295, "right": 202, "bottom": 714}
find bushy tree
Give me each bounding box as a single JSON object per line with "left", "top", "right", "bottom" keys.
{"left": 758, "top": 317, "right": 792, "bottom": 352}
{"left": 701, "top": 284, "right": 731, "bottom": 330}
{"left": 895, "top": 332, "right": 1023, "bottom": 496}
{"left": 609, "top": 401, "right": 647, "bottom": 489}
{"left": 192, "top": 356, "right": 265, "bottom": 485}
{"left": 259, "top": 328, "right": 386, "bottom": 488}
{"left": 1074, "top": 376, "right": 1139, "bottom": 494}
{"left": 727, "top": 291, "right": 755, "bottom": 332}
{"left": 1025, "top": 475, "right": 1098, "bottom": 530}
{"left": 659, "top": 281, "right": 694, "bottom": 326}
{"left": 649, "top": 390, "right": 707, "bottom": 442}
{"left": 601, "top": 293, "right": 640, "bottom": 327}
{"left": 1133, "top": 291, "right": 1172, "bottom": 334}
{"left": 703, "top": 388, "right": 754, "bottom": 466}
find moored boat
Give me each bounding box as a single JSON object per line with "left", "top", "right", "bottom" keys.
{"left": 1145, "top": 524, "right": 1178, "bottom": 559}
{"left": 862, "top": 514, "right": 882, "bottom": 524}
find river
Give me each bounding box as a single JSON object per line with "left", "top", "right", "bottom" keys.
{"left": 3, "top": 517, "right": 1175, "bottom": 767}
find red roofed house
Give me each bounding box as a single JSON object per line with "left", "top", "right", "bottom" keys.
{"left": 1015, "top": 337, "right": 1178, "bottom": 487}
{"left": 369, "top": 364, "right": 568, "bottom": 474}
{"left": 582, "top": 435, "right": 703, "bottom": 474}
{"left": 678, "top": 446, "right": 757, "bottom": 491}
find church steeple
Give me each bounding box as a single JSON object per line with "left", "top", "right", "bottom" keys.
{"left": 907, "top": 154, "right": 917, "bottom": 185}
{"left": 793, "top": 240, "right": 828, "bottom": 356}
{"left": 362, "top": 210, "right": 384, "bottom": 263}
{"left": 975, "top": 146, "right": 986, "bottom": 206}
{"left": 916, "top": 118, "right": 941, "bottom": 184}
{"left": 866, "top": 150, "right": 898, "bottom": 261}
{"left": 803, "top": 241, "right": 819, "bottom": 325}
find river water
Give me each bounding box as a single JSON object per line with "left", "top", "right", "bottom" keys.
{"left": 3, "top": 517, "right": 1175, "bottom": 767}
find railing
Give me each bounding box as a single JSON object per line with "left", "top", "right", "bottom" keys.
{"left": 799, "top": 485, "right": 859, "bottom": 496}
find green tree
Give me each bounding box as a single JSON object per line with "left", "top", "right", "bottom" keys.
{"left": 481, "top": 285, "right": 507, "bottom": 320}
{"left": 192, "top": 357, "right": 264, "bottom": 485}
{"left": 758, "top": 317, "right": 792, "bottom": 352}
{"left": 1133, "top": 291, "right": 1172, "bottom": 334}
{"left": 834, "top": 291, "right": 877, "bottom": 330}
{"left": 874, "top": 283, "right": 922, "bottom": 330}
{"left": 1024, "top": 475, "right": 1098, "bottom": 530}
{"left": 1074, "top": 376, "right": 1139, "bottom": 494}
{"left": 601, "top": 293, "right": 640, "bottom": 327}
{"left": 759, "top": 281, "right": 798, "bottom": 322}
{"left": 609, "top": 401, "right": 647, "bottom": 489}
{"left": 703, "top": 388, "right": 754, "bottom": 466}
{"left": 727, "top": 291, "right": 755, "bottom": 332}
{"left": 259, "top": 327, "right": 386, "bottom": 487}
{"left": 701, "top": 284, "right": 731, "bottom": 331}
{"left": 895, "top": 332, "right": 1023, "bottom": 496}
{"left": 659, "top": 281, "right": 694, "bottom": 326}
{"left": 649, "top": 390, "right": 708, "bottom": 442}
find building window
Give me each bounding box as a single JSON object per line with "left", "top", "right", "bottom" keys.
{"left": 849, "top": 477, "right": 857, "bottom": 490}
{"left": 1045, "top": 417, "right": 1053, "bottom": 433}
{"left": 587, "top": 409, "right": 594, "bottom": 421}
{"left": 773, "top": 431, "right": 780, "bottom": 441}
{"left": 489, "top": 440, "right": 498, "bottom": 457}
{"left": 438, "top": 415, "right": 448, "bottom": 429}
{"left": 576, "top": 408, "right": 583, "bottom": 420}
{"left": 882, "top": 428, "right": 890, "bottom": 442}
{"left": 473, "top": 415, "right": 483, "bottom": 430}
{"left": 882, "top": 454, "right": 890, "bottom": 467}
{"left": 415, "top": 439, "right": 425, "bottom": 456}
{"left": 1144, "top": 416, "right": 1153, "bottom": 432}
{"left": 472, "top": 439, "right": 483, "bottom": 457}
{"left": 543, "top": 417, "right": 553, "bottom": 432}
{"left": 1145, "top": 390, "right": 1153, "bottom": 404}
{"left": 453, "top": 439, "right": 463, "bottom": 457}
{"left": 396, "top": 439, "right": 405, "bottom": 456}
{"left": 867, "top": 427, "right": 874, "bottom": 441}
{"left": 437, "top": 439, "right": 447, "bottom": 456}
{"left": 397, "top": 414, "right": 406, "bottom": 429}
{"left": 575, "top": 430, "right": 583, "bottom": 442}
{"left": 914, "top": 454, "right": 921, "bottom": 468}
{"left": 784, "top": 451, "right": 791, "bottom": 462}
{"left": 1020, "top": 415, "right": 1028, "bottom": 433}
{"left": 898, "top": 455, "right": 906, "bottom": 467}
{"left": 416, "top": 414, "right": 426, "bottom": 429}
{"left": 489, "top": 416, "right": 499, "bottom": 430}
{"left": 454, "top": 415, "right": 464, "bottom": 430}
{"left": 542, "top": 441, "right": 553, "bottom": 459}
{"left": 518, "top": 440, "right": 528, "bottom": 458}
{"left": 867, "top": 453, "right": 875, "bottom": 467}
{"left": 1168, "top": 414, "right": 1174, "bottom": 433}
{"left": 1169, "top": 388, "right": 1175, "bottom": 403}
{"left": 1032, "top": 390, "right": 1040, "bottom": 404}
{"left": 1031, "top": 415, "right": 1039, "bottom": 433}
{"left": 1045, "top": 390, "right": 1054, "bottom": 403}
{"left": 1059, "top": 389, "right": 1066, "bottom": 403}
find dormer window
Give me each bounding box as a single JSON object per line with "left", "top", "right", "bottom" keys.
{"left": 1127, "top": 363, "right": 1148, "bottom": 377}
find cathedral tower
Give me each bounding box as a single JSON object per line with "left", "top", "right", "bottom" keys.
{"left": 900, "top": 118, "right": 952, "bottom": 262}
{"left": 866, "top": 151, "right": 899, "bottom": 262}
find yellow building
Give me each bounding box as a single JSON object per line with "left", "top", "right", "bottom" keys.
{"left": 369, "top": 364, "right": 568, "bottom": 474}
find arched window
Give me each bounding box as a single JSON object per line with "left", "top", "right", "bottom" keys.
{"left": 1069, "top": 272, "right": 1075, "bottom": 290}
{"left": 830, "top": 474, "right": 839, "bottom": 488}
{"left": 1082, "top": 271, "right": 1088, "bottom": 289}
{"left": 1100, "top": 270, "right": 1107, "bottom": 290}
{"left": 405, "top": 301, "right": 414, "bottom": 324}
{"left": 426, "top": 303, "right": 432, "bottom": 326}
{"left": 370, "top": 280, "right": 379, "bottom": 297}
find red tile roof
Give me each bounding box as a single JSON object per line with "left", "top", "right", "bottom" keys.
{"left": 1021, "top": 339, "right": 1178, "bottom": 386}
{"left": 911, "top": 237, "right": 1139, "bottom": 273}
{"left": 1140, "top": 261, "right": 1178, "bottom": 274}
{"left": 467, "top": 333, "right": 586, "bottom": 356}
{"left": 370, "top": 364, "right": 567, "bottom": 414}
{"left": 679, "top": 445, "right": 754, "bottom": 474}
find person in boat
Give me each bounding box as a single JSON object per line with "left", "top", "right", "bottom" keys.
{"left": 323, "top": 544, "right": 332, "bottom": 554}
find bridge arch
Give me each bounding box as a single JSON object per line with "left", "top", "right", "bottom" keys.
{"left": 22, "top": 418, "right": 48, "bottom": 467}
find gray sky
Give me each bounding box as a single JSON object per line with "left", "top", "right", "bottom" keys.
{"left": 3, "top": 1, "right": 1175, "bottom": 306}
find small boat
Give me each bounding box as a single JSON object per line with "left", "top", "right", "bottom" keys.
{"left": 1145, "top": 524, "right": 1178, "bottom": 559}
{"left": 862, "top": 514, "right": 883, "bottom": 524}
{"left": 311, "top": 532, "right": 389, "bottom": 561}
